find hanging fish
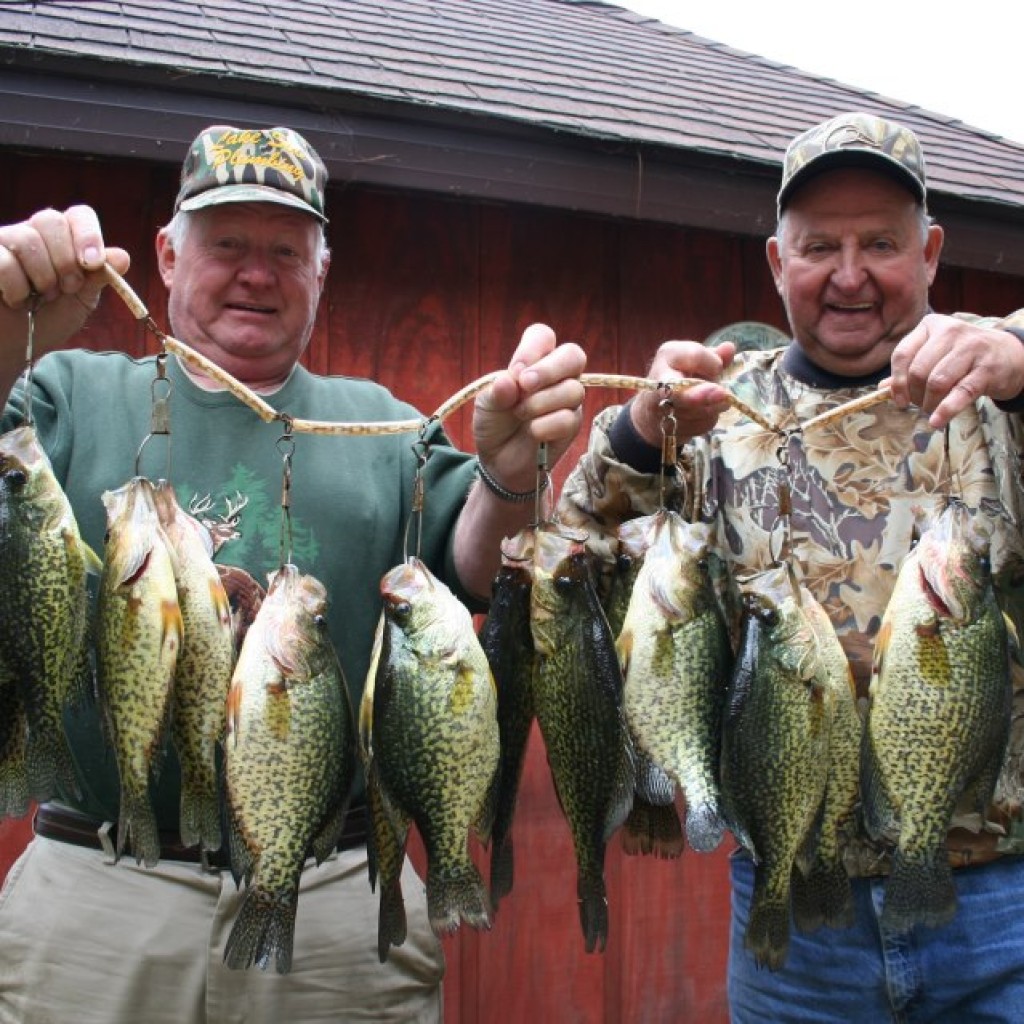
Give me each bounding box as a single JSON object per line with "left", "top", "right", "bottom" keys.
{"left": 862, "top": 499, "right": 1012, "bottom": 933}
{"left": 531, "top": 523, "right": 635, "bottom": 954}
{"left": 96, "top": 476, "right": 182, "bottom": 867}
{"left": 223, "top": 563, "right": 356, "bottom": 974}
{"left": 720, "top": 564, "right": 832, "bottom": 971}
{"left": 152, "top": 480, "right": 236, "bottom": 854}
{"left": 366, "top": 557, "right": 499, "bottom": 947}
{"left": 0, "top": 425, "right": 100, "bottom": 804}
{"left": 479, "top": 527, "right": 536, "bottom": 908}
{"left": 791, "top": 596, "right": 861, "bottom": 933}
{"left": 618, "top": 510, "right": 733, "bottom": 853}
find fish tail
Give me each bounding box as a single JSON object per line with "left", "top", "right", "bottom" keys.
{"left": 882, "top": 846, "right": 956, "bottom": 933}
{"left": 685, "top": 799, "right": 726, "bottom": 854}
{"left": 577, "top": 872, "right": 609, "bottom": 954}
{"left": 223, "top": 886, "right": 297, "bottom": 974}
{"left": 117, "top": 787, "right": 161, "bottom": 867}
{"left": 489, "top": 834, "right": 514, "bottom": 907}
{"left": 25, "top": 726, "right": 81, "bottom": 803}
{"left": 179, "top": 783, "right": 223, "bottom": 852}
{"left": 791, "top": 860, "right": 854, "bottom": 933}
{"left": 620, "top": 798, "right": 684, "bottom": 859}
{"left": 377, "top": 875, "right": 408, "bottom": 963}
{"left": 426, "top": 861, "right": 492, "bottom": 936}
{"left": 745, "top": 900, "right": 791, "bottom": 971}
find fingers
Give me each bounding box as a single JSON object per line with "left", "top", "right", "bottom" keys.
{"left": 890, "top": 315, "right": 1024, "bottom": 428}
{"left": 0, "top": 205, "right": 118, "bottom": 310}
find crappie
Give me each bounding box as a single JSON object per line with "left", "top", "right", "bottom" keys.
{"left": 97, "top": 476, "right": 182, "bottom": 866}
{"left": 368, "top": 557, "right": 499, "bottom": 943}
{"left": 153, "top": 481, "right": 236, "bottom": 853}
{"left": 360, "top": 612, "right": 409, "bottom": 963}
{"left": 0, "top": 425, "right": 99, "bottom": 802}
{"left": 618, "top": 510, "right": 732, "bottom": 853}
{"left": 791, "top": 595, "right": 861, "bottom": 933}
{"left": 224, "top": 563, "right": 356, "bottom": 974}
{"left": 720, "top": 564, "right": 831, "bottom": 971}
{"left": 531, "top": 523, "right": 635, "bottom": 954}
{"left": 862, "top": 500, "right": 1012, "bottom": 933}
{"left": 479, "top": 528, "right": 536, "bottom": 908}
{"left": 0, "top": 662, "right": 29, "bottom": 819}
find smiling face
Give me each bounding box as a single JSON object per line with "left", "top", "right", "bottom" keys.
{"left": 767, "top": 168, "right": 943, "bottom": 377}
{"left": 156, "top": 203, "right": 329, "bottom": 389}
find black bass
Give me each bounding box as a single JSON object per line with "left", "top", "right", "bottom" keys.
{"left": 479, "top": 528, "right": 536, "bottom": 908}
{"left": 0, "top": 425, "right": 99, "bottom": 802}
{"left": 618, "top": 510, "right": 732, "bottom": 853}
{"left": 224, "top": 564, "right": 356, "bottom": 973}
{"left": 97, "top": 476, "right": 182, "bottom": 867}
{"left": 368, "top": 558, "right": 499, "bottom": 944}
{"left": 721, "top": 564, "right": 831, "bottom": 970}
{"left": 153, "top": 481, "right": 236, "bottom": 854}
{"left": 531, "top": 523, "right": 635, "bottom": 954}
{"left": 862, "top": 500, "right": 1012, "bottom": 933}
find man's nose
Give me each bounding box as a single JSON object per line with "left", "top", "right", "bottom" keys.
{"left": 830, "top": 245, "right": 867, "bottom": 290}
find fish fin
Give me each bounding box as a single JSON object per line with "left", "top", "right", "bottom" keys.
{"left": 223, "top": 885, "right": 297, "bottom": 974}
{"left": 179, "top": 781, "right": 223, "bottom": 853}
{"left": 745, "top": 898, "right": 791, "bottom": 971}
{"left": 882, "top": 845, "right": 956, "bottom": 933}
{"left": 426, "top": 861, "right": 491, "bottom": 936}
{"left": 615, "top": 628, "right": 633, "bottom": 675}
{"left": 25, "top": 726, "right": 81, "bottom": 803}
{"left": 870, "top": 619, "right": 892, "bottom": 683}
{"left": 311, "top": 799, "right": 348, "bottom": 866}
{"left": 0, "top": 725, "right": 30, "bottom": 820}
{"left": 859, "top": 727, "right": 900, "bottom": 844}
{"left": 685, "top": 799, "right": 727, "bottom": 854}
{"left": 377, "top": 872, "right": 408, "bottom": 963}
{"left": 473, "top": 761, "right": 501, "bottom": 845}
{"left": 162, "top": 599, "right": 184, "bottom": 661}
{"left": 620, "top": 796, "right": 684, "bottom": 859}
{"left": 489, "top": 832, "right": 515, "bottom": 906}
{"left": 790, "top": 860, "right": 854, "bottom": 934}
{"left": 576, "top": 872, "right": 608, "bottom": 954}
{"left": 117, "top": 787, "right": 161, "bottom": 868}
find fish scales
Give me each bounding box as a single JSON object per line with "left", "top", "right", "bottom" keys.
{"left": 479, "top": 528, "right": 536, "bottom": 908}
{"left": 153, "top": 481, "right": 236, "bottom": 853}
{"left": 370, "top": 557, "right": 499, "bottom": 946}
{"left": 97, "top": 476, "right": 182, "bottom": 867}
{"left": 224, "top": 564, "right": 356, "bottom": 974}
{"left": 618, "top": 510, "right": 732, "bottom": 853}
{"left": 531, "top": 525, "right": 635, "bottom": 954}
{"left": 862, "top": 500, "right": 1012, "bottom": 933}
{"left": 721, "top": 565, "right": 831, "bottom": 971}
{"left": 0, "top": 425, "right": 97, "bottom": 802}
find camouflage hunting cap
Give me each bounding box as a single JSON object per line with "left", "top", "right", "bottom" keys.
{"left": 175, "top": 125, "right": 328, "bottom": 222}
{"left": 777, "top": 111, "right": 927, "bottom": 213}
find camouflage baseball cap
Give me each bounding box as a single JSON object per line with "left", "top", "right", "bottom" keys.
{"left": 175, "top": 125, "right": 328, "bottom": 222}
{"left": 777, "top": 111, "right": 927, "bottom": 213}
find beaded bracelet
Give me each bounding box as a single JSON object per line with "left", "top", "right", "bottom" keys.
{"left": 475, "top": 460, "right": 548, "bottom": 503}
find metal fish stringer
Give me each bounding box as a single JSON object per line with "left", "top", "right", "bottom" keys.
{"left": 134, "top": 351, "right": 173, "bottom": 480}
{"left": 402, "top": 423, "right": 432, "bottom": 562}
{"left": 276, "top": 418, "right": 296, "bottom": 569}
{"left": 20, "top": 293, "right": 43, "bottom": 428}
{"left": 769, "top": 428, "right": 798, "bottom": 571}
{"left": 657, "top": 390, "right": 680, "bottom": 514}
{"left": 533, "top": 441, "right": 553, "bottom": 527}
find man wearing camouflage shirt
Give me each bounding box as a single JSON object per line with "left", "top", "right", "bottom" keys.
{"left": 561, "top": 111, "right": 1024, "bottom": 1022}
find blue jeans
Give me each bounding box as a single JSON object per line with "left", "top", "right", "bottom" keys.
{"left": 729, "top": 850, "right": 1024, "bottom": 1023}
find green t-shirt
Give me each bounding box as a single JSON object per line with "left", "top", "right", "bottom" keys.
{"left": 2, "top": 349, "right": 478, "bottom": 826}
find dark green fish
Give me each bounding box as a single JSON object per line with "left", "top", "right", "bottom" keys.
{"left": 369, "top": 557, "right": 499, "bottom": 947}
{"left": 862, "top": 500, "right": 1012, "bottom": 933}
{"left": 0, "top": 425, "right": 99, "bottom": 803}
{"left": 479, "top": 527, "right": 536, "bottom": 908}
{"left": 224, "top": 564, "right": 356, "bottom": 974}
{"left": 531, "top": 523, "right": 635, "bottom": 954}
{"left": 720, "top": 564, "right": 831, "bottom": 971}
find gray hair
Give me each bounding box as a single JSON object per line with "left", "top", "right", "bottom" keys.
{"left": 162, "top": 209, "right": 330, "bottom": 272}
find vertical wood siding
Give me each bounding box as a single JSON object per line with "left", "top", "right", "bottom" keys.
{"left": 2, "top": 151, "right": 1023, "bottom": 1023}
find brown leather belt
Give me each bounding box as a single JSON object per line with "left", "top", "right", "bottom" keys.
{"left": 34, "top": 801, "right": 368, "bottom": 870}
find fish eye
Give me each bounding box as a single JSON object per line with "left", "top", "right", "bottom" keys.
{"left": 391, "top": 600, "right": 412, "bottom": 622}
{"left": 1, "top": 469, "right": 26, "bottom": 489}
{"left": 554, "top": 574, "right": 574, "bottom": 593}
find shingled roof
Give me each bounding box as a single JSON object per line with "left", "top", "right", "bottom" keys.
{"left": 2, "top": 0, "right": 1023, "bottom": 268}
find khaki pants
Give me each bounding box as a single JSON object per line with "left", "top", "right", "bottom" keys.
{"left": 0, "top": 837, "right": 444, "bottom": 1024}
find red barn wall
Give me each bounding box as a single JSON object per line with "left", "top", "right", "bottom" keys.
{"left": 2, "top": 149, "right": 1023, "bottom": 1023}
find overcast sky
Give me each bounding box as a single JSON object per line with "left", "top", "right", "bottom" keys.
{"left": 610, "top": 1, "right": 1024, "bottom": 145}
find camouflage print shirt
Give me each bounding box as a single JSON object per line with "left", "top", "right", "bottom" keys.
{"left": 559, "top": 317, "right": 1024, "bottom": 875}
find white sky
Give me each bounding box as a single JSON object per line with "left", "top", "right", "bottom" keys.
{"left": 610, "top": 1, "right": 1024, "bottom": 145}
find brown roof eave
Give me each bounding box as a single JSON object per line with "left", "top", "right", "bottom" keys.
{"left": 2, "top": 66, "right": 1023, "bottom": 275}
